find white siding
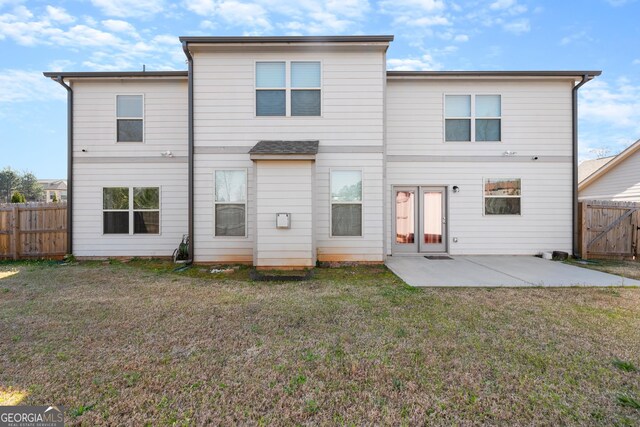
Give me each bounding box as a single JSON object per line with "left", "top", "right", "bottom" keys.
{"left": 71, "top": 78, "right": 188, "bottom": 257}
{"left": 194, "top": 154, "right": 254, "bottom": 263}
{"left": 192, "top": 46, "right": 387, "bottom": 263}
{"left": 386, "top": 161, "right": 572, "bottom": 255}
{"left": 386, "top": 78, "right": 574, "bottom": 255}
{"left": 255, "top": 161, "right": 314, "bottom": 267}
{"left": 316, "top": 153, "right": 384, "bottom": 262}
{"left": 73, "top": 79, "right": 188, "bottom": 157}
{"left": 579, "top": 149, "right": 640, "bottom": 202}
{"left": 73, "top": 162, "right": 188, "bottom": 257}
{"left": 387, "top": 79, "right": 573, "bottom": 156}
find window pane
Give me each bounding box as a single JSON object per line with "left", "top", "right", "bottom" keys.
{"left": 291, "top": 90, "right": 321, "bottom": 116}
{"left": 291, "top": 62, "right": 320, "bottom": 88}
{"left": 116, "top": 95, "right": 143, "bottom": 117}
{"left": 103, "top": 211, "right": 129, "bottom": 234}
{"left": 395, "top": 191, "right": 415, "bottom": 244}
{"left": 445, "top": 119, "right": 471, "bottom": 141}
{"left": 331, "top": 170, "right": 362, "bottom": 202}
{"left": 485, "top": 198, "right": 521, "bottom": 215}
{"left": 215, "top": 170, "right": 246, "bottom": 202}
{"left": 256, "top": 62, "right": 285, "bottom": 88}
{"left": 134, "top": 211, "right": 159, "bottom": 234}
{"left": 332, "top": 204, "right": 362, "bottom": 236}
{"left": 117, "top": 119, "right": 143, "bottom": 142}
{"left": 485, "top": 179, "right": 521, "bottom": 196}
{"left": 103, "top": 187, "right": 129, "bottom": 210}
{"left": 256, "top": 90, "right": 286, "bottom": 116}
{"left": 476, "top": 95, "right": 501, "bottom": 117}
{"left": 445, "top": 95, "right": 471, "bottom": 117}
{"left": 476, "top": 119, "right": 501, "bottom": 141}
{"left": 215, "top": 204, "right": 246, "bottom": 236}
{"left": 133, "top": 187, "right": 159, "bottom": 209}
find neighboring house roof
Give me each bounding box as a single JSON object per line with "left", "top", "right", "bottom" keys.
{"left": 578, "top": 156, "right": 615, "bottom": 183}
{"left": 578, "top": 139, "right": 640, "bottom": 191}
{"left": 249, "top": 140, "right": 319, "bottom": 155}
{"left": 38, "top": 179, "right": 67, "bottom": 190}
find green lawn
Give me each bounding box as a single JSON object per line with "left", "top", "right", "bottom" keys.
{"left": 1, "top": 260, "right": 639, "bottom": 425}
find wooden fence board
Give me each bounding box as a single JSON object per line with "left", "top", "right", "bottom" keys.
{"left": 0, "top": 202, "right": 67, "bottom": 260}
{"left": 579, "top": 200, "right": 640, "bottom": 260}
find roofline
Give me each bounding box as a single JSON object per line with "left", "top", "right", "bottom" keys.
{"left": 579, "top": 138, "right": 640, "bottom": 191}
{"left": 387, "top": 70, "right": 602, "bottom": 78}
{"left": 179, "top": 35, "right": 394, "bottom": 44}
{"left": 42, "top": 71, "right": 188, "bottom": 78}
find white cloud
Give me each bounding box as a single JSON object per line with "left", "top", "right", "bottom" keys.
{"left": 387, "top": 54, "right": 440, "bottom": 71}
{"left": 90, "top": 0, "right": 165, "bottom": 18}
{"left": 0, "top": 69, "right": 66, "bottom": 103}
{"left": 632, "top": 59, "right": 640, "bottom": 65}
{"left": 502, "top": 18, "right": 530, "bottom": 34}
{"left": 489, "top": 0, "right": 515, "bottom": 10}
{"left": 379, "top": 0, "right": 444, "bottom": 12}
{"left": 397, "top": 15, "right": 450, "bottom": 26}
{"left": 580, "top": 77, "right": 640, "bottom": 135}
{"left": 46, "top": 6, "right": 74, "bottom": 24}
{"left": 102, "top": 19, "right": 136, "bottom": 33}
{"left": 454, "top": 34, "right": 469, "bottom": 42}
{"left": 47, "top": 59, "right": 74, "bottom": 71}
{"left": 217, "top": 1, "right": 271, "bottom": 29}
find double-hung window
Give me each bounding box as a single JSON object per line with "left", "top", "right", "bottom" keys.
{"left": 256, "top": 61, "right": 321, "bottom": 117}
{"left": 484, "top": 178, "right": 521, "bottom": 215}
{"left": 214, "top": 170, "right": 247, "bottom": 237}
{"left": 331, "top": 170, "right": 362, "bottom": 237}
{"left": 116, "top": 95, "right": 144, "bottom": 142}
{"left": 445, "top": 95, "right": 501, "bottom": 142}
{"left": 103, "top": 187, "right": 160, "bottom": 234}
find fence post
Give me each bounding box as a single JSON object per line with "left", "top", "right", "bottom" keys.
{"left": 11, "top": 205, "right": 20, "bottom": 260}
{"left": 581, "top": 202, "right": 588, "bottom": 260}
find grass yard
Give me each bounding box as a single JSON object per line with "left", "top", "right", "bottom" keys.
{"left": 1, "top": 260, "right": 639, "bottom": 426}
{"left": 567, "top": 258, "right": 640, "bottom": 281}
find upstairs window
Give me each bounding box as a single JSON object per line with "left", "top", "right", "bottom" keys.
{"left": 256, "top": 61, "right": 321, "bottom": 117}
{"left": 116, "top": 95, "right": 144, "bottom": 142}
{"left": 484, "top": 178, "right": 521, "bottom": 215}
{"left": 445, "top": 94, "right": 501, "bottom": 142}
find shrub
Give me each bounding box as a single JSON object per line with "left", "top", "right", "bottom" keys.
{"left": 11, "top": 191, "right": 25, "bottom": 203}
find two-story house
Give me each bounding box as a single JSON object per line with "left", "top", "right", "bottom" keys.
{"left": 44, "top": 35, "right": 600, "bottom": 267}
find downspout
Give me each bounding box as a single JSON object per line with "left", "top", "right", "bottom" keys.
{"left": 53, "top": 76, "right": 73, "bottom": 255}
{"left": 572, "top": 74, "right": 593, "bottom": 258}
{"left": 182, "top": 41, "right": 194, "bottom": 264}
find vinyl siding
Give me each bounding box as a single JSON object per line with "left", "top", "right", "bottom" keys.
{"left": 72, "top": 79, "right": 188, "bottom": 157}
{"left": 386, "top": 79, "right": 573, "bottom": 157}
{"left": 192, "top": 47, "right": 386, "bottom": 263}
{"left": 386, "top": 161, "right": 572, "bottom": 255}
{"left": 579, "top": 149, "right": 640, "bottom": 202}
{"left": 386, "top": 78, "right": 574, "bottom": 255}
{"left": 73, "top": 162, "right": 188, "bottom": 257}
{"left": 255, "top": 160, "right": 314, "bottom": 267}
{"left": 71, "top": 79, "right": 188, "bottom": 257}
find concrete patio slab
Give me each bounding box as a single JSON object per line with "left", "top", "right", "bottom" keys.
{"left": 386, "top": 255, "right": 640, "bottom": 287}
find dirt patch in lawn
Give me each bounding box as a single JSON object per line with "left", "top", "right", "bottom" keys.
{"left": 567, "top": 258, "right": 640, "bottom": 281}
{"left": 1, "top": 260, "right": 639, "bottom": 425}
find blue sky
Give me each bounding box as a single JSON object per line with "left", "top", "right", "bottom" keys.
{"left": 1, "top": 0, "right": 639, "bottom": 178}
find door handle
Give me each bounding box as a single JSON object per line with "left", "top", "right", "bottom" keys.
{"left": 442, "top": 217, "right": 447, "bottom": 224}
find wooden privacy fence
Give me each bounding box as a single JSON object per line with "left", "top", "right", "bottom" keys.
{"left": 579, "top": 200, "right": 640, "bottom": 260}
{"left": 0, "top": 202, "right": 67, "bottom": 260}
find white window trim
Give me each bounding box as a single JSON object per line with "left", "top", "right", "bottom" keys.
{"left": 115, "top": 94, "right": 145, "bottom": 143}
{"left": 213, "top": 168, "right": 248, "bottom": 238}
{"left": 102, "top": 186, "right": 162, "bottom": 235}
{"left": 254, "top": 60, "right": 323, "bottom": 118}
{"left": 329, "top": 168, "right": 364, "bottom": 238}
{"left": 482, "top": 177, "right": 522, "bottom": 216}
{"left": 443, "top": 93, "right": 502, "bottom": 143}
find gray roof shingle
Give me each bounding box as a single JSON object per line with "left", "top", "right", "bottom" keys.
{"left": 249, "top": 140, "right": 319, "bottom": 155}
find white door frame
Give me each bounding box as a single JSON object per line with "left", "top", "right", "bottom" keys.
{"left": 392, "top": 185, "right": 448, "bottom": 254}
